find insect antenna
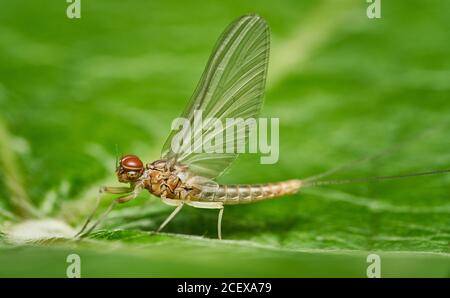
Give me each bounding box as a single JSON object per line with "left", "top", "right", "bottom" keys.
{"left": 115, "top": 144, "right": 120, "bottom": 169}
{"left": 303, "top": 168, "right": 450, "bottom": 188}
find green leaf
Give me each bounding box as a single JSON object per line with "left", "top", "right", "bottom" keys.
{"left": 0, "top": 0, "right": 449, "bottom": 277}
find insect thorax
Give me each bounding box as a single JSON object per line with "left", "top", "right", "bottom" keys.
{"left": 141, "top": 160, "right": 198, "bottom": 201}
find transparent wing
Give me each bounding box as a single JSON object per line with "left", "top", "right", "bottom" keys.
{"left": 161, "top": 14, "right": 270, "bottom": 179}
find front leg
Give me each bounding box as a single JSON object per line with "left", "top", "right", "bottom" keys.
{"left": 75, "top": 186, "right": 131, "bottom": 237}
{"left": 76, "top": 186, "right": 140, "bottom": 238}
{"left": 101, "top": 186, "right": 133, "bottom": 194}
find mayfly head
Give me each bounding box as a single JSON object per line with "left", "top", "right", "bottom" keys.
{"left": 116, "top": 154, "right": 144, "bottom": 183}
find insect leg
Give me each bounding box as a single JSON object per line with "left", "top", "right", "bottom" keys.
{"left": 157, "top": 198, "right": 184, "bottom": 232}
{"left": 161, "top": 196, "right": 183, "bottom": 207}
{"left": 218, "top": 207, "right": 224, "bottom": 240}
{"left": 77, "top": 189, "right": 139, "bottom": 239}
{"left": 186, "top": 201, "right": 224, "bottom": 240}
{"left": 75, "top": 186, "right": 132, "bottom": 237}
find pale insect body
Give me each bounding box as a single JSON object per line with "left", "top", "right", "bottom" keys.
{"left": 75, "top": 14, "right": 449, "bottom": 240}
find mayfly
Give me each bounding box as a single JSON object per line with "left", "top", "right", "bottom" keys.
{"left": 76, "top": 14, "right": 449, "bottom": 239}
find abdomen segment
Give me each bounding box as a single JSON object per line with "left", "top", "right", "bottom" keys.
{"left": 195, "top": 180, "right": 302, "bottom": 205}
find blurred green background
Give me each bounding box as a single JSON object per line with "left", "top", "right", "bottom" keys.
{"left": 0, "top": 0, "right": 449, "bottom": 277}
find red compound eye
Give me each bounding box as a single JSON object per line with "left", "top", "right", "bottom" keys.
{"left": 120, "top": 155, "right": 143, "bottom": 171}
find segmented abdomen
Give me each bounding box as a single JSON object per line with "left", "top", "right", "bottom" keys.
{"left": 195, "top": 180, "right": 302, "bottom": 205}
